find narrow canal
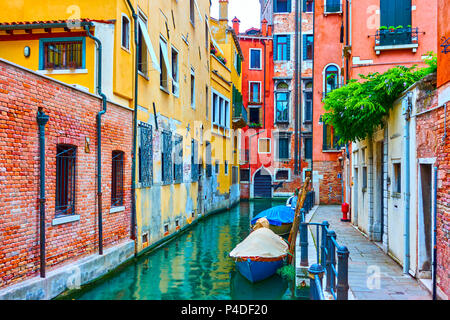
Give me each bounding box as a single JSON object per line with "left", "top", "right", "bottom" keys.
{"left": 61, "top": 200, "right": 301, "bottom": 300}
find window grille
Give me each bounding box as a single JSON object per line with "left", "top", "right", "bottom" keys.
{"left": 111, "top": 151, "right": 124, "bottom": 207}
{"left": 43, "top": 41, "right": 83, "bottom": 70}
{"left": 139, "top": 123, "right": 153, "bottom": 187}
{"left": 55, "top": 145, "right": 77, "bottom": 217}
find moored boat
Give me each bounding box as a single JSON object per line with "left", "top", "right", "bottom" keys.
{"left": 250, "top": 205, "right": 295, "bottom": 236}
{"left": 230, "top": 227, "right": 289, "bottom": 283}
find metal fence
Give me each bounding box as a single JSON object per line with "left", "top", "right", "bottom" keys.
{"left": 298, "top": 211, "right": 350, "bottom": 300}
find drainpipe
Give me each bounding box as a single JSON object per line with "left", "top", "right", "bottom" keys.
{"left": 432, "top": 166, "right": 438, "bottom": 300}
{"left": 37, "top": 107, "right": 49, "bottom": 278}
{"left": 294, "top": 0, "right": 300, "bottom": 175}
{"left": 262, "top": 38, "right": 267, "bottom": 129}
{"left": 403, "top": 93, "right": 412, "bottom": 274}
{"left": 345, "top": 0, "right": 349, "bottom": 82}
{"left": 125, "top": 0, "right": 139, "bottom": 246}
{"left": 85, "top": 24, "right": 107, "bottom": 255}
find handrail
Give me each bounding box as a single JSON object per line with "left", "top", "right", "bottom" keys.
{"left": 300, "top": 219, "right": 350, "bottom": 300}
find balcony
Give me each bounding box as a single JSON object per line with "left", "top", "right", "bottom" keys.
{"left": 374, "top": 27, "right": 421, "bottom": 55}
{"left": 324, "top": 0, "right": 342, "bottom": 15}
{"left": 232, "top": 104, "right": 248, "bottom": 129}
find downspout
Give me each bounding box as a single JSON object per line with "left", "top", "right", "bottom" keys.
{"left": 37, "top": 107, "right": 49, "bottom": 278}
{"left": 403, "top": 93, "right": 412, "bottom": 274}
{"left": 262, "top": 39, "right": 267, "bottom": 129}
{"left": 432, "top": 166, "right": 438, "bottom": 300}
{"left": 311, "top": 0, "right": 316, "bottom": 181}
{"left": 85, "top": 24, "right": 107, "bottom": 255}
{"left": 345, "top": 0, "right": 349, "bottom": 82}
{"left": 298, "top": 0, "right": 303, "bottom": 177}
{"left": 125, "top": 0, "right": 139, "bottom": 246}
{"left": 294, "top": 0, "right": 300, "bottom": 175}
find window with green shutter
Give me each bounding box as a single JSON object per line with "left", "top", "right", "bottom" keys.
{"left": 274, "top": 35, "right": 290, "bottom": 61}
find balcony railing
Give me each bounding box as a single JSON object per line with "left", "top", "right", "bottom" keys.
{"left": 232, "top": 104, "right": 248, "bottom": 129}
{"left": 375, "top": 27, "right": 419, "bottom": 47}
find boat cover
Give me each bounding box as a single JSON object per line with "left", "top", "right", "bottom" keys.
{"left": 252, "top": 217, "right": 270, "bottom": 231}
{"left": 251, "top": 205, "right": 295, "bottom": 226}
{"left": 229, "top": 228, "right": 288, "bottom": 259}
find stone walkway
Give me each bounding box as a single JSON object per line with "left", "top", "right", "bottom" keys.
{"left": 308, "top": 205, "right": 431, "bottom": 300}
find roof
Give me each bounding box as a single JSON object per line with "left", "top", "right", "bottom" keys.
{"left": 0, "top": 19, "right": 115, "bottom": 30}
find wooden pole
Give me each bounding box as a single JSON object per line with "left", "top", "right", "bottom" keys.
{"left": 288, "top": 177, "right": 311, "bottom": 264}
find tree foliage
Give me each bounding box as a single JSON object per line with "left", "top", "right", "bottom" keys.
{"left": 321, "top": 52, "right": 437, "bottom": 143}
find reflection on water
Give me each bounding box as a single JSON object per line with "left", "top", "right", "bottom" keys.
{"left": 63, "top": 199, "right": 299, "bottom": 300}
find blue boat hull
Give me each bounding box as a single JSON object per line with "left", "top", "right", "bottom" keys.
{"left": 235, "top": 258, "right": 284, "bottom": 283}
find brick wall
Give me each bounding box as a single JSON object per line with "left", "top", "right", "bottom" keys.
{"left": 415, "top": 75, "right": 450, "bottom": 298}
{"left": 314, "top": 160, "right": 343, "bottom": 205}
{"left": 0, "top": 60, "right": 133, "bottom": 288}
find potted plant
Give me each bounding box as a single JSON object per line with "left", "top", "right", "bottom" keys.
{"left": 210, "top": 46, "right": 217, "bottom": 55}
{"left": 388, "top": 26, "right": 395, "bottom": 33}
{"left": 46, "top": 62, "right": 55, "bottom": 70}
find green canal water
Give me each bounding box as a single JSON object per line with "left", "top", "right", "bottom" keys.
{"left": 62, "top": 200, "right": 302, "bottom": 300}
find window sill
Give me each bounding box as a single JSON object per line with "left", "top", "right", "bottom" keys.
{"left": 37, "top": 69, "right": 88, "bottom": 75}
{"left": 322, "top": 149, "right": 342, "bottom": 153}
{"left": 375, "top": 43, "right": 418, "bottom": 55}
{"left": 110, "top": 206, "right": 125, "bottom": 214}
{"left": 160, "top": 86, "right": 170, "bottom": 94}
{"left": 391, "top": 192, "right": 402, "bottom": 199}
{"left": 249, "top": 67, "right": 262, "bottom": 71}
{"left": 121, "top": 46, "right": 131, "bottom": 54}
{"left": 52, "top": 214, "right": 80, "bottom": 226}
{"left": 138, "top": 71, "right": 149, "bottom": 80}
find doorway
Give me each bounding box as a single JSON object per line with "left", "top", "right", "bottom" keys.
{"left": 418, "top": 163, "right": 433, "bottom": 278}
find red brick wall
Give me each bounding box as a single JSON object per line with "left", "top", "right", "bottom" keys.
{"left": 0, "top": 60, "right": 133, "bottom": 288}
{"left": 415, "top": 76, "right": 450, "bottom": 298}
{"left": 313, "top": 160, "right": 343, "bottom": 205}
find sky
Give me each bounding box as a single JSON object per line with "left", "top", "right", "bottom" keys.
{"left": 210, "top": 0, "right": 262, "bottom": 33}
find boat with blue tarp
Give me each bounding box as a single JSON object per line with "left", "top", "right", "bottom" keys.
{"left": 250, "top": 205, "right": 295, "bottom": 236}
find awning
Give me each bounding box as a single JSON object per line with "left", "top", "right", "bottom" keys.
{"left": 138, "top": 18, "right": 160, "bottom": 73}
{"left": 193, "top": 0, "right": 203, "bottom": 23}
{"left": 206, "top": 19, "right": 224, "bottom": 55}
{"left": 159, "top": 38, "right": 173, "bottom": 81}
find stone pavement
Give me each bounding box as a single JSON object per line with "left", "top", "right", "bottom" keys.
{"left": 308, "top": 205, "right": 431, "bottom": 300}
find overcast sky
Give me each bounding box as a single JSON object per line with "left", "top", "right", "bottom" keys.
{"left": 210, "top": 0, "right": 261, "bottom": 33}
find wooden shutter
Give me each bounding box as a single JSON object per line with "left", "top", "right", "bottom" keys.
{"left": 287, "top": 0, "right": 292, "bottom": 12}
{"left": 286, "top": 35, "right": 291, "bottom": 60}
{"left": 303, "top": 35, "right": 308, "bottom": 60}
{"left": 273, "top": 35, "right": 278, "bottom": 60}
{"left": 303, "top": 0, "right": 307, "bottom": 12}
{"left": 380, "top": 0, "right": 411, "bottom": 27}
{"left": 162, "top": 130, "right": 172, "bottom": 184}
{"left": 139, "top": 123, "right": 153, "bottom": 187}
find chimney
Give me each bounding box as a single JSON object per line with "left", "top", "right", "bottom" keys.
{"left": 232, "top": 17, "right": 240, "bottom": 34}
{"left": 219, "top": 0, "right": 229, "bottom": 22}
{"left": 267, "top": 24, "right": 273, "bottom": 37}
{"left": 261, "top": 19, "right": 268, "bottom": 37}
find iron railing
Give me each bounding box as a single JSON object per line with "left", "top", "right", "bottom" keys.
{"left": 374, "top": 27, "right": 420, "bottom": 47}
{"left": 55, "top": 145, "right": 77, "bottom": 217}
{"left": 111, "top": 151, "right": 124, "bottom": 207}
{"left": 324, "top": 0, "right": 342, "bottom": 13}
{"left": 299, "top": 215, "right": 350, "bottom": 300}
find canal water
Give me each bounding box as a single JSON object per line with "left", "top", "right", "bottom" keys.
{"left": 62, "top": 200, "right": 301, "bottom": 300}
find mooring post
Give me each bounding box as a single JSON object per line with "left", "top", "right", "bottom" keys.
{"left": 326, "top": 230, "right": 336, "bottom": 292}
{"left": 337, "top": 245, "right": 350, "bottom": 300}
{"left": 308, "top": 264, "right": 325, "bottom": 300}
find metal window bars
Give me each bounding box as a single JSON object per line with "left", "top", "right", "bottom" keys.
{"left": 44, "top": 41, "right": 83, "bottom": 70}
{"left": 55, "top": 145, "right": 77, "bottom": 217}
{"left": 111, "top": 151, "right": 124, "bottom": 207}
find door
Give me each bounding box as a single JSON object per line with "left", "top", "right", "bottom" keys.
{"left": 253, "top": 168, "right": 272, "bottom": 198}
{"left": 418, "top": 164, "right": 433, "bottom": 278}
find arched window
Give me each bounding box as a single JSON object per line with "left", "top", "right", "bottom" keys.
{"left": 324, "top": 65, "right": 339, "bottom": 96}
{"left": 121, "top": 15, "right": 130, "bottom": 50}
{"left": 275, "top": 82, "right": 289, "bottom": 123}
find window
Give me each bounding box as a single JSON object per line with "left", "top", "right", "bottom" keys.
{"left": 249, "top": 82, "right": 261, "bottom": 103}
{"left": 139, "top": 123, "right": 153, "bottom": 187}
{"left": 274, "top": 35, "right": 290, "bottom": 61}
{"left": 325, "top": 0, "right": 342, "bottom": 13}
{"left": 278, "top": 135, "right": 290, "bottom": 159}
{"left": 122, "top": 15, "right": 130, "bottom": 50}
{"left": 55, "top": 145, "right": 77, "bottom": 217}
{"left": 362, "top": 166, "right": 368, "bottom": 191}
{"left": 258, "top": 138, "right": 271, "bottom": 153}
{"left": 276, "top": 92, "right": 289, "bottom": 123}
{"left": 41, "top": 38, "right": 84, "bottom": 70}
{"left": 249, "top": 107, "right": 260, "bottom": 124}
{"left": 324, "top": 65, "right": 339, "bottom": 96}
{"left": 205, "top": 86, "right": 209, "bottom": 119}
{"left": 206, "top": 141, "right": 212, "bottom": 178}
{"left": 224, "top": 100, "right": 230, "bottom": 128}
{"left": 111, "top": 151, "right": 124, "bottom": 207}
{"left": 224, "top": 161, "right": 229, "bottom": 175}
{"left": 173, "top": 134, "right": 183, "bottom": 184}
{"left": 160, "top": 37, "right": 170, "bottom": 91}
{"left": 304, "top": 81, "right": 313, "bottom": 122}
{"left": 191, "top": 139, "right": 199, "bottom": 181}
{"left": 240, "top": 168, "right": 250, "bottom": 182}
{"left": 379, "top": 0, "right": 412, "bottom": 46}
{"left": 303, "top": 0, "right": 314, "bottom": 12}
{"left": 212, "top": 93, "right": 218, "bottom": 124}
{"left": 234, "top": 51, "right": 242, "bottom": 75}
{"left": 304, "top": 137, "right": 312, "bottom": 159}
{"left": 138, "top": 16, "right": 148, "bottom": 75}
{"left": 232, "top": 166, "right": 239, "bottom": 184}
{"left": 250, "top": 49, "right": 262, "bottom": 69}
{"left": 205, "top": 21, "right": 209, "bottom": 50}
{"left": 393, "top": 163, "right": 401, "bottom": 193}
{"left": 219, "top": 97, "right": 223, "bottom": 125}
{"left": 303, "top": 35, "right": 313, "bottom": 60}
{"left": 274, "top": 0, "right": 291, "bottom": 13}
{"left": 323, "top": 123, "right": 341, "bottom": 150}
{"left": 172, "top": 47, "right": 179, "bottom": 96}
{"left": 215, "top": 160, "right": 220, "bottom": 175}
{"left": 275, "top": 169, "right": 290, "bottom": 181}
{"left": 191, "top": 68, "right": 195, "bottom": 108}
{"left": 162, "top": 131, "right": 173, "bottom": 185}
